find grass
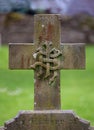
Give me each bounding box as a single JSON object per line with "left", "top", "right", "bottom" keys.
{"left": 0, "top": 45, "right": 94, "bottom": 126}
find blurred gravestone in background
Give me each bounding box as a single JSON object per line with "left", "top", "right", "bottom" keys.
{"left": 0, "top": 0, "right": 94, "bottom": 44}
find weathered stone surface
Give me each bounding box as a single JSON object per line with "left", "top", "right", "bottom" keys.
{"left": 9, "top": 43, "right": 85, "bottom": 69}
{"left": 4, "top": 110, "right": 91, "bottom": 130}
{"left": 9, "top": 14, "right": 62, "bottom": 110}
{"left": 33, "top": 13, "right": 85, "bottom": 110}
{"left": 34, "top": 71, "right": 60, "bottom": 110}
{"left": 34, "top": 14, "right": 61, "bottom": 49}
{"left": 0, "top": 14, "right": 93, "bottom": 130}
{"left": 9, "top": 15, "right": 85, "bottom": 110}
{"left": 9, "top": 42, "right": 85, "bottom": 110}
{"left": 9, "top": 43, "right": 34, "bottom": 69}
{"left": 60, "top": 43, "right": 85, "bottom": 69}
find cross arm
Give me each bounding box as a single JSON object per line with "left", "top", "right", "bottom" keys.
{"left": 9, "top": 43, "right": 85, "bottom": 69}
{"left": 9, "top": 43, "right": 35, "bottom": 69}
{"left": 60, "top": 43, "right": 85, "bottom": 69}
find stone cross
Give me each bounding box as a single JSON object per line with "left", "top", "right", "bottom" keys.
{"left": 9, "top": 14, "right": 85, "bottom": 110}
{"left": 1, "top": 14, "right": 93, "bottom": 130}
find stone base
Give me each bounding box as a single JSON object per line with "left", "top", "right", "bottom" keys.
{"left": 1, "top": 110, "right": 94, "bottom": 130}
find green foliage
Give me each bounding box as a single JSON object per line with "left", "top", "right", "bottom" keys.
{"left": 0, "top": 45, "right": 94, "bottom": 126}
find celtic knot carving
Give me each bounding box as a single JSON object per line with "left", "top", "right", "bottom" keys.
{"left": 30, "top": 41, "right": 62, "bottom": 85}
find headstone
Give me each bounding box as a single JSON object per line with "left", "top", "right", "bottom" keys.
{"left": 1, "top": 14, "right": 93, "bottom": 130}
